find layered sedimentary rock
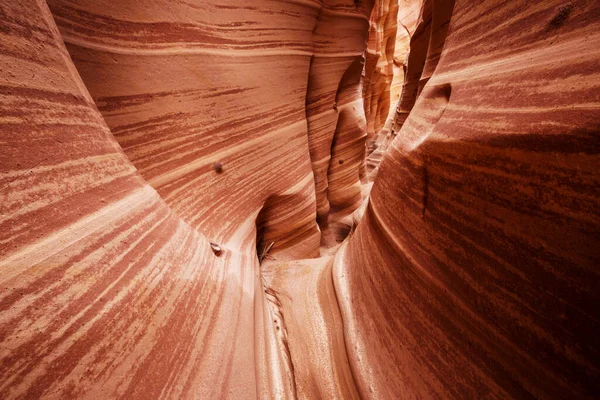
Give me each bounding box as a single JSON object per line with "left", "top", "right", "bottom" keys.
{"left": 391, "top": 0, "right": 454, "bottom": 133}
{"left": 47, "top": 0, "right": 324, "bottom": 261}
{"left": 1, "top": 0, "right": 599, "bottom": 399}
{"left": 48, "top": 0, "right": 374, "bottom": 252}
{"left": 0, "top": 0, "right": 373, "bottom": 398}
{"left": 304, "top": 1, "right": 373, "bottom": 247}
{"left": 362, "top": 0, "right": 422, "bottom": 139}
{"left": 363, "top": 0, "right": 422, "bottom": 174}
{"left": 337, "top": 0, "right": 600, "bottom": 397}
{"left": 325, "top": 57, "right": 370, "bottom": 244}
{"left": 362, "top": 0, "right": 399, "bottom": 139}
{"left": 0, "top": 2, "right": 271, "bottom": 398}
{"left": 389, "top": 0, "right": 423, "bottom": 113}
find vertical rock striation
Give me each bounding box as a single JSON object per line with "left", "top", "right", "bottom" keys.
{"left": 388, "top": 0, "right": 423, "bottom": 114}
{"left": 304, "top": 0, "right": 373, "bottom": 248}
{"left": 364, "top": 0, "right": 422, "bottom": 175}
{"left": 362, "top": 0, "right": 399, "bottom": 140}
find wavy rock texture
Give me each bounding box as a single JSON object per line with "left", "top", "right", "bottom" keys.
{"left": 338, "top": 0, "right": 600, "bottom": 398}
{"left": 389, "top": 0, "right": 423, "bottom": 113}
{"left": 1, "top": 0, "right": 600, "bottom": 399}
{"left": 0, "top": 0, "right": 373, "bottom": 398}
{"left": 391, "top": 0, "right": 454, "bottom": 134}
{"left": 0, "top": 1, "right": 298, "bottom": 398}
{"left": 47, "top": 0, "right": 325, "bottom": 261}
{"left": 364, "top": 0, "right": 422, "bottom": 174}
{"left": 324, "top": 56, "right": 370, "bottom": 246}
{"left": 304, "top": 1, "right": 373, "bottom": 247}
{"left": 362, "top": 0, "right": 399, "bottom": 146}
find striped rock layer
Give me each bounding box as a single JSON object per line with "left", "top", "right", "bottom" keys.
{"left": 362, "top": 0, "right": 400, "bottom": 140}
{"left": 304, "top": 1, "right": 373, "bottom": 247}
{"left": 342, "top": 0, "right": 600, "bottom": 397}
{"left": 364, "top": 0, "right": 422, "bottom": 175}
{"left": 388, "top": 0, "right": 423, "bottom": 117}
{"left": 1, "top": 0, "right": 599, "bottom": 400}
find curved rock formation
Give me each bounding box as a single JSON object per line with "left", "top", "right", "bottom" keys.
{"left": 47, "top": 0, "right": 324, "bottom": 260}
{"left": 389, "top": 0, "right": 422, "bottom": 113}
{"left": 363, "top": 0, "right": 422, "bottom": 175}
{"left": 339, "top": 0, "right": 600, "bottom": 397}
{"left": 0, "top": 2, "right": 273, "bottom": 397}
{"left": 362, "top": 0, "right": 399, "bottom": 140}
{"left": 304, "top": 1, "right": 372, "bottom": 247}
{"left": 1, "top": 0, "right": 599, "bottom": 399}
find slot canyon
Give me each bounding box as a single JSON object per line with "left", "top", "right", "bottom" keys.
{"left": 1, "top": 0, "right": 599, "bottom": 398}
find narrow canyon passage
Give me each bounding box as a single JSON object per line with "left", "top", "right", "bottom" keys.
{"left": 0, "top": 0, "right": 599, "bottom": 399}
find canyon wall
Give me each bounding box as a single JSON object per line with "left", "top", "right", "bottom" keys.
{"left": 0, "top": 0, "right": 373, "bottom": 398}
{"left": 0, "top": 1, "right": 278, "bottom": 397}
{"left": 362, "top": 0, "right": 423, "bottom": 139}
{"left": 362, "top": 0, "right": 399, "bottom": 139}
{"left": 48, "top": 0, "right": 374, "bottom": 252}
{"left": 363, "top": 0, "right": 422, "bottom": 173}
{"left": 304, "top": 1, "right": 372, "bottom": 247}
{"left": 47, "top": 0, "right": 324, "bottom": 260}
{"left": 389, "top": 0, "right": 423, "bottom": 115}
{"left": 337, "top": 0, "right": 600, "bottom": 397}
{"left": 1, "top": 0, "right": 599, "bottom": 399}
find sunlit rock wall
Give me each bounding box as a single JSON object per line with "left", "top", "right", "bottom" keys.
{"left": 304, "top": 1, "right": 373, "bottom": 248}
{"left": 364, "top": 0, "right": 422, "bottom": 174}
{"left": 389, "top": 0, "right": 423, "bottom": 113}
{"left": 47, "top": 0, "right": 326, "bottom": 261}
{"left": 362, "top": 0, "right": 399, "bottom": 142}
{"left": 391, "top": 0, "right": 453, "bottom": 134}
{"left": 48, "top": 0, "right": 375, "bottom": 253}
{"left": 0, "top": 0, "right": 375, "bottom": 398}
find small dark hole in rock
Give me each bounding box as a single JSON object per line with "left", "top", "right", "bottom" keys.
{"left": 213, "top": 161, "right": 223, "bottom": 173}
{"left": 548, "top": 4, "right": 572, "bottom": 30}
{"left": 210, "top": 242, "right": 222, "bottom": 256}
{"left": 339, "top": 159, "right": 344, "bottom": 165}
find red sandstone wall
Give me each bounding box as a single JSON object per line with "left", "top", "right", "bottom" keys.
{"left": 0, "top": 1, "right": 273, "bottom": 397}
{"left": 337, "top": 0, "right": 600, "bottom": 397}
{"left": 48, "top": 0, "right": 324, "bottom": 261}
{"left": 363, "top": 0, "right": 422, "bottom": 176}
{"left": 1, "top": 0, "right": 599, "bottom": 399}
{"left": 304, "top": 0, "right": 373, "bottom": 248}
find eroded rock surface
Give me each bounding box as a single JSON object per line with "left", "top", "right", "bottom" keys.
{"left": 339, "top": 0, "right": 600, "bottom": 397}
{"left": 1, "top": 0, "right": 599, "bottom": 399}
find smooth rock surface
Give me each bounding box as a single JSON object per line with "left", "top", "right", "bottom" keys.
{"left": 1, "top": 0, "right": 599, "bottom": 399}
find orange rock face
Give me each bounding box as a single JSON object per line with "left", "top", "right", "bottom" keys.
{"left": 389, "top": 0, "right": 422, "bottom": 114}
{"left": 48, "top": 0, "right": 324, "bottom": 261}
{"left": 363, "top": 0, "right": 422, "bottom": 175}
{"left": 362, "top": 0, "right": 400, "bottom": 139}
{"left": 340, "top": 0, "right": 600, "bottom": 397}
{"left": 1, "top": 0, "right": 599, "bottom": 399}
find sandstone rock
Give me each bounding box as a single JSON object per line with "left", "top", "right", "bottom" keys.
{"left": 1, "top": 0, "right": 598, "bottom": 399}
